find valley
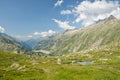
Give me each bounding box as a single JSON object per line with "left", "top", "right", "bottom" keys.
{"left": 1, "top": 0, "right": 120, "bottom": 79}
{"left": 0, "top": 16, "right": 120, "bottom": 80}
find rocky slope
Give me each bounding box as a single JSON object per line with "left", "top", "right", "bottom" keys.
{"left": 34, "top": 15, "right": 120, "bottom": 55}
{"left": 0, "top": 33, "right": 28, "bottom": 54}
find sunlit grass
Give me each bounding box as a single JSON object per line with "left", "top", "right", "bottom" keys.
{"left": 0, "top": 50, "right": 120, "bottom": 80}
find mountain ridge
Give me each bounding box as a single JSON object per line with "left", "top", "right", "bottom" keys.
{"left": 34, "top": 16, "right": 120, "bottom": 55}
{"left": 0, "top": 33, "right": 29, "bottom": 54}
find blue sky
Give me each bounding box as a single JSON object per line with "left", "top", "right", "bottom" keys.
{"left": 0, "top": 0, "right": 120, "bottom": 40}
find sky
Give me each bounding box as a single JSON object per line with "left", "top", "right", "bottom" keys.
{"left": 0, "top": 0, "right": 120, "bottom": 40}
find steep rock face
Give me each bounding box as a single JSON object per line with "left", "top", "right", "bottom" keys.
{"left": 34, "top": 16, "right": 120, "bottom": 55}
{"left": 0, "top": 33, "right": 27, "bottom": 54}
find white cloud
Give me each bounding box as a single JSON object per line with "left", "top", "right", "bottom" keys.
{"left": 0, "top": 26, "right": 5, "bottom": 33}
{"left": 13, "top": 35, "right": 33, "bottom": 41}
{"left": 62, "top": 0, "right": 120, "bottom": 26}
{"left": 54, "top": 0, "right": 64, "bottom": 7}
{"left": 27, "top": 35, "right": 33, "bottom": 38}
{"left": 61, "top": 10, "right": 72, "bottom": 15}
{"left": 13, "top": 35, "right": 27, "bottom": 40}
{"left": 34, "top": 30, "right": 56, "bottom": 37}
{"left": 53, "top": 19, "right": 75, "bottom": 30}
{"left": 34, "top": 32, "right": 41, "bottom": 35}
{"left": 110, "top": 7, "right": 120, "bottom": 19}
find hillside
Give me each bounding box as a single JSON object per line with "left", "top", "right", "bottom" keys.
{"left": 34, "top": 16, "right": 120, "bottom": 55}
{"left": 0, "top": 33, "right": 28, "bottom": 54}
{"left": 24, "top": 38, "right": 42, "bottom": 49}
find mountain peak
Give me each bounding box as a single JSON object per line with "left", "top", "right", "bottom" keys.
{"left": 95, "top": 15, "right": 117, "bottom": 24}
{"left": 107, "top": 15, "right": 116, "bottom": 20}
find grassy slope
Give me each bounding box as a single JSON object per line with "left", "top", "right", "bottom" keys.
{"left": 53, "top": 18, "right": 120, "bottom": 55}
{"left": 34, "top": 17, "right": 120, "bottom": 55}
{"left": 0, "top": 49, "right": 120, "bottom": 80}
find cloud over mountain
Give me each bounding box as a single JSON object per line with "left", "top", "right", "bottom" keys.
{"left": 0, "top": 26, "right": 5, "bottom": 33}
{"left": 34, "top": 30, "right": 56, "bottom": 37}
{"left": 53, "top": 19, "right": 75, "bottom": 30}
{"left": 61, "top": 0, "right": 120, "bottom": 26}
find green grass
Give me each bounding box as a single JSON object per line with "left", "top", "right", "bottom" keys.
{"left": 0, "top": 50, "right": 120, "bottom": 80}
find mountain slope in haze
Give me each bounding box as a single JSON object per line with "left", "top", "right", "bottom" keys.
{"left": 34, "top": 15, "right": 120, "bottom": 55}
{"left": 34, "top": 36, "right": 56, "bottom": 50}
{"left": 1, "top": 33, "right": 32, "bottom": 50}
{"left": 24, "top": 38, "right": 42, "bottom": 49}
{"left": 0, "top": 33, "right": 28, "bottom": 54}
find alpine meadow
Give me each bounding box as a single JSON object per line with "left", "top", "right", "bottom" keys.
{"left": 0, "top": 0, "right": 120, "bottom": 80}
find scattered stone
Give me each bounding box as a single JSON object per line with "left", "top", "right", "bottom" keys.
{"left": 10, "top": 62, "right": 19, "bottom": 68}
{"left": 17, "top": 65, "right": 26, "bottom": 71}
{"left": 71, "top": 60, "right": 76, "bottom": 64}
{"left": 109, "top": 53, "right": 112, "bottom": 55}
{"left": 32, "top": 60, "right": 38, "bottom": 65}
{"left": 43, "top": 68, "right": 50, "bottom": 73}
{"left": 99, "top": 58, "right": 108, "bottom": 61}
{"left": 57, "top": 58, "right": 62, "bottom": 64}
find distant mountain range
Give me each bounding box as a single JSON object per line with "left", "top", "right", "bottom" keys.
{"left": 0, "top": 15, "right": 120, "bottom": 56}
{"left": 33, "top": 15, "right": 120, "bottom": 55}
{"left": 24, "top": 38, "right": 41, "bottom": 49}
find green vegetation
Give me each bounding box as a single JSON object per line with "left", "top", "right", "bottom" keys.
{"left": 0, "top": 49, "right": 120, "bottom": 80}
